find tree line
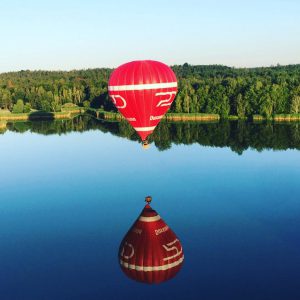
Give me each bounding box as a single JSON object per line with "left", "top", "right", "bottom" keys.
{"left": 1, "top": 64, "right": 300, "bottom": 118}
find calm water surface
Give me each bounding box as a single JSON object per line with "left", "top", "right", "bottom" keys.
{"left": 0, "top": 120, "right": 300, "bottom": 300}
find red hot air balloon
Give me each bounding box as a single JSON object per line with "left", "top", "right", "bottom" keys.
{"left": 118, "top": 196, "right": 184, "bottom": 284}
{"left": 108, "top": 60, "right": 178, "bottom": 142}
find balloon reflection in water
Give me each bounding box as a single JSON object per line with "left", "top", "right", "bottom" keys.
{"left": 118, "top": 196, "right": 184, "bottom": 284}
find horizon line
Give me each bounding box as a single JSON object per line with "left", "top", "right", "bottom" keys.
{"left": 1, "top": 62, "right": 300, "bottom": 75}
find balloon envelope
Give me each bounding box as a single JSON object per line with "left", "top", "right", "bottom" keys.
{"left": 108, "top": 60, "right": 178, "bottom": 141}
{"left": 118, "top": 203, "right": 184, "bottom": 284}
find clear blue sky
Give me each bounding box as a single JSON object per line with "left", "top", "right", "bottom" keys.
{"left": 0, "top": 0, "right": 299, "bottom": 72}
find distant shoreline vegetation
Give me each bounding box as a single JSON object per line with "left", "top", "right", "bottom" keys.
{"left": 2, "top": 108, "right": 300, "bottom": 124}
{"left": 1, "top": 63, "right": 300, "bottom": 122}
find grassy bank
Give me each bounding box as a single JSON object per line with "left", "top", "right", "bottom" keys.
{"left": 99, "top": 111, "right": 124, "bottom": 120}
{"left": 273, "top": 114, "right": 300, "bottom": 121}
{"left": 0, "top": 110, "right": 82, "bottom": 121}
{"left": 253, "top": 114, "right": 300, "bottom": 122}
{"left": 88, "top": 110, "right": 221, "bottom": 122}
{"left": 165, "top": 113, "right": 220, "bottom": 121}
{"left": 0, "top": 121, "right": 6, "bottom": 129}
{"left": 2, "top": 109, "right": 300, "bottom": 123}
{"left": 91, "top": 110, "right": 300, "bottom": 123}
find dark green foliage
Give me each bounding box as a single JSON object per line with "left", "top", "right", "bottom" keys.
{"left": 83, "top": 100, "right": 90, "bottom": 109}
{"left": 23, "top": 102, "right": 31, "bottom": 113}
{"left": 0, "top": 69, "right": 111, "bottom": 112}
{"left": 170, "top": 64, "right": 300, "bottom": 117}
{"left": 1, "top": 64, "right": 300, "bottom": 117}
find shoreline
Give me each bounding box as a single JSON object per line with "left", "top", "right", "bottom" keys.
{"left": 96, "top": 112, "right": 220, "bottom": 122}
{"left": 88, "top": 110, "right": 220, "bottom": 122}
{"left": 0, "top": 121, "right": 6, "bottom": 129}
{"left": 0, "top": 109, "right": 83, "bottom": 121}
{"left": 253, "top": 114, "right": 300, "bottom": 122}
{"left": 1, "top": 110, "right": 300, "bottom": 123}
{"left": 95, "top": 111, "right": 300, "bottom": 123}
{"left": 164, "top": 113, "right": 220, "bottom": 121}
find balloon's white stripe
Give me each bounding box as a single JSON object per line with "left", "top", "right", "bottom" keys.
{"left": 134, "top": 126, "right": 156, "bottom": 132}
{"left": 120, "top": 255, "right": 184, "bottom": 272}
{"left": 108, "top": 82, "right": 177, "bottom": 91}
{"left": 139, "top": 215, "right": 161, "bottom": 222}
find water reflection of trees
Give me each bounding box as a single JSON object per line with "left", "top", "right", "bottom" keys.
{"left": 5, "top": 115, "right": 300, "bottom": 154}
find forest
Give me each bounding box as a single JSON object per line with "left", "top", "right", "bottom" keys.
{"left": 1, "top": 64, "right": 300, "bottom": 119}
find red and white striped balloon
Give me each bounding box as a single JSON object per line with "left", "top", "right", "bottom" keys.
{"left": 108, "top": 60, "right": 178, "bottom": 141}
{"left": 118, "top": 201, "right": 184, "bottom": 284}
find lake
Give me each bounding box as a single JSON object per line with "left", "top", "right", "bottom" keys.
{"left": 1, "top": 117, "right": 300, "bottom": 300}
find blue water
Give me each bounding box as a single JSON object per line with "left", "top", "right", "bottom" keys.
{"left": 1, "top": 129, "right": 300, "bottom": 300}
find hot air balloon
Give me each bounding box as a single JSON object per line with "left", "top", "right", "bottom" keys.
{"left": 118, "top": 196, "right": 184, "bottom": 284}
{"left": 108, "top": 60, "right": 178, "bottom": 143}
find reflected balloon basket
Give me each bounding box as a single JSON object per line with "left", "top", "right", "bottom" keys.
{"left": 118, "top": 197, "right": 184, "bottom": 284}
{"left": 142, "top": 139, "right": 150, "bottom": 150}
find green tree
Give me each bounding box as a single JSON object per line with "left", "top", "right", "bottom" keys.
{"left": 174, "top": 93, "right": 182, "bottom": 113}
{"left": 12, "top": 99, "right": 24, "bottom": 113}
{"left": 23, "top": 103, "right": 31, "bottom": 113}
{"left": 83, "top": 100, "right": 90, "bottom": 108}
{"left": 290, "top": 96, "right": 300, "bottom": 114}
{"left": 182, "top": 93, "right": 190, "bottom": 113}
{"left": 236, "top": 94, "right": 246, "bottom": 118}
{"left": 40, "top": 100, "right": 51, "bottom": 112}
{"left": 260, "top": 94, "right": 273, "bottom": 119}
{"left": 51, "top": 95, "right": 61, "bottom": 112}
{"left": 220, "top": 96, "right": 230, "bottom": 117}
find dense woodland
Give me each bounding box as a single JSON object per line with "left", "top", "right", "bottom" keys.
{"left": 1, "top": 64, "right": 300, "bottom": 118}
{"left": 3, "top": 115, "right": 300, "bottom": 154}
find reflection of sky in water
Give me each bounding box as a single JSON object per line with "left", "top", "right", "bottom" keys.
{"left": 1, "top": 131, "right": 300, "bottom": 299}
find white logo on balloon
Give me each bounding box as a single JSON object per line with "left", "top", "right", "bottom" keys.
{"left": 110, "top": 95, "right": 127, "bottom": 109}
{"left": 162, "top": 239, "right": 182, "bottom": 261}
{"left": 156, "top": 91, "right": 177, "bottom": 107}
{"left": 120, "top": 242, "right": 134, "bottom": 259}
